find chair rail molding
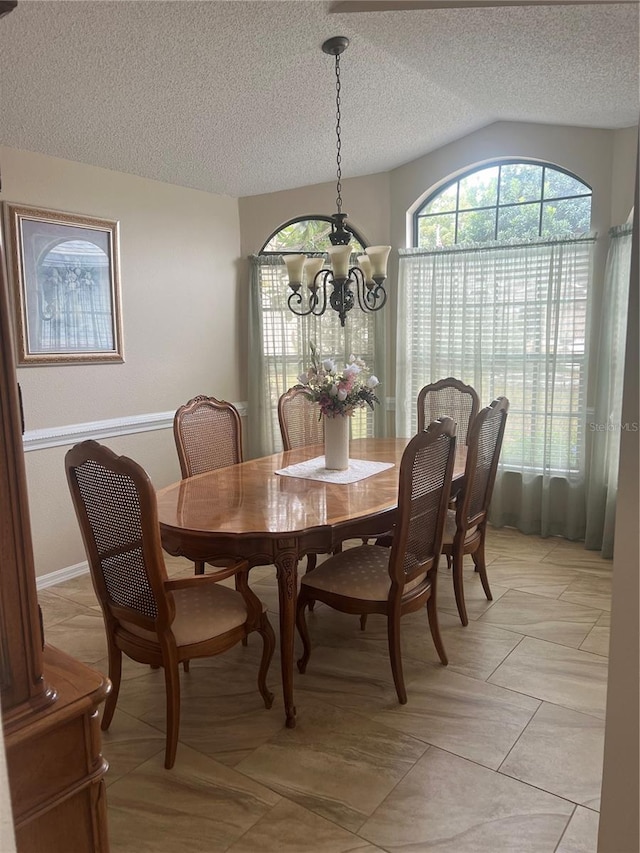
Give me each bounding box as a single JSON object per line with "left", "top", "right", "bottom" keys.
{"left": 23, "top": 404, "right": 249, "bottom": 451}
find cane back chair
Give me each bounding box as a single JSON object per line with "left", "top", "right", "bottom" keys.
{"left": 417, "top": 377, "right": 480, "bottom": 446}
{"left": 174, "top": 394, "right": 243, "bottom": 574}
{"left": 278, "top": 385, "right": 324, "bottom": 451}
{"left": 442, "top": 397, "right": 509, "bottom": 626}
{"left": 174, "top": 394, "right": 242, "bottom": 478}
{"left": 296, "top": 418, "right": 457, "bottom": 705}
{"left": 277, "top": 385, "right": 326, "bottom": 576}
{"left": 65, "top": 440, "right": 275, "bottom": 769}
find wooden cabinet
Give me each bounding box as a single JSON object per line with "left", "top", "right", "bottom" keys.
{"left": 0, "top": 241, "right": 110, "bottom": 849}
{"left": 5, "top": 648, "right": 110, "bottom": 853}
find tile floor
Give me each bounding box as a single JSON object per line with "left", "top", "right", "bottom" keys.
{"left": 40, "top": 528, "right": 612, "bottom": 853}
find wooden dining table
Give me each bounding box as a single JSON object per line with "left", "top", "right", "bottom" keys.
{"left": 156, "top": 437, "right": 466, "bottom": 728}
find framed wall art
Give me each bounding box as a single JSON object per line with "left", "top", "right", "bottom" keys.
{"left": 3, "top": 203, "right": 123, "bottom": 365}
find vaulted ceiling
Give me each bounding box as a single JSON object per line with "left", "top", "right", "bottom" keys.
{"left": 0, "top": 1, "right": 637, "bottom": 197}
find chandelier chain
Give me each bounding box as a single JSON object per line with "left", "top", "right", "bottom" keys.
{"left": 334, "top": 52, "right": 342, "bottom": 214}
{"left": 285, "top": 37, "right": 390, "bottom": 326}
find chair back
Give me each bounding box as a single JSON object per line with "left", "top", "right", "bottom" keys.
{"left": 174, "top": 395, "right": 242, "bottom": 478}
{"left": 457, "top": 397, "right": 509, "bottom": 530}
{"left": 278, "top": 385, "right": 323, "bottom": 450}
{"left": 389, "top": 418, "right": 457, "bottom": 587}
{"left": 65, "top": 440, "right": 172, "bottom": 633}
{"left": 417, "top": 377, "right": 480, "bottom": 445}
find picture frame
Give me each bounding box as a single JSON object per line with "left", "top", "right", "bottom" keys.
{"left": 3, "top": 203, "right": 123, "bottom": 365}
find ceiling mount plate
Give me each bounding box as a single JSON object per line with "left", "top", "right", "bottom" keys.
{"left": 322, "top": 36, "right": 350, "bottom": 56}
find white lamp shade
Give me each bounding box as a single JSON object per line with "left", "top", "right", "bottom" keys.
{"left": 365, "top": 245, "right": 391, "bottom": 278}
{"left": 284, "top": 254, "right": 306, "bottom": 284}
{"left": 303, "top": 257, "right": 324, "bottom": 286}
{"left": 327, "top": 245, "right": 352, "bottom": 278}
{"left": 357, "top": 255, "right": 373, "bottom": 283}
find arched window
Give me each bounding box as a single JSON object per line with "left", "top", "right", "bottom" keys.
{"left": 248, "top": 216, "right": 378, "bottom": 458}
{"left": 414, "top": 161, "right": 592, "bottom": 249}
{"left": 398, "top": 159, "right": 597, "bottom": 539}
{"left": 260, "top": 215, "right": 366, "bottom": 254}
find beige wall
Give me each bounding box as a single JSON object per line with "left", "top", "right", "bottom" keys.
{"left": 611, "top": 126, "right": 638, "bottom": 225}
{"left": 0, "top": 147, "right": 242, "bottom": 576}
{"left": 238, "top": 171, "right": 391, "bottom": 257}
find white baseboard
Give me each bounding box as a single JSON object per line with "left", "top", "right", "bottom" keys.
{"left": 36, "top": 561, "right": 89, "bottom": 590}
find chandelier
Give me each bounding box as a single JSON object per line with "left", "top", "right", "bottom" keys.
{"left": 284, "top": 36, "right": 391, "bottom": 328}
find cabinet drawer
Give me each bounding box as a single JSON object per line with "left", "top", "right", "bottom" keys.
{"left": 8, "top": 712, "right": 100, "bottom": 821}
{"left": 15, "top": 780, "right": 109, "bottom": 853}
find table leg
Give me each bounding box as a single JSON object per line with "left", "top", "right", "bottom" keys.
{"left": 274, "top": 544, "right": 298, "bottom": 728}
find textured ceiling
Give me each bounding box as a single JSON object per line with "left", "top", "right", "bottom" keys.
{"left": 0, "top": 1, "right": 637, "bottom": 198}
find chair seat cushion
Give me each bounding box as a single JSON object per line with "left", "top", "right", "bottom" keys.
{"left": 300, "top": 545, "right": 426, "bottom": 602}
{"left": 442, "top": 510, "right": 478, "bottom": 545}
{"left": 121, "top": 583, "right": 249, "bottom": 647}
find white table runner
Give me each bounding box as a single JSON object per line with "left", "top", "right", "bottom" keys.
{"left": 275, "top": 456, "right": 394, "bottom": 484}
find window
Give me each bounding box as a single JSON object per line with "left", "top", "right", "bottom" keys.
{"left": 400, "top": 161, "right": 594, "bottom": 483}
{"left": 397, "top": 239, "right": 593, "bottom": 475}
{"left": 415, "top": 162, "right": 592, "bottom": 249}
{"left": 249, "top": 217, "right": 377, "bottom": 457}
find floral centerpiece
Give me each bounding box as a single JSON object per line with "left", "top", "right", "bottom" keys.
{"left": 297, "top": 343, "right": 380, "bottom": 418}
{"left": 297, "top": 343, "right": 380, "bottom": 470}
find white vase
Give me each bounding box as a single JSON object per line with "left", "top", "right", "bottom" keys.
{"left": 323, "top": 414, "right": 350, "bottom": 470}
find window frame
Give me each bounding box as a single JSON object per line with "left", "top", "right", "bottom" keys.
{"left": 413, "top": 159, "right": 592, "bottom": 249}
{"left": 259, "top": 214, "right": 367, "bottom": 255}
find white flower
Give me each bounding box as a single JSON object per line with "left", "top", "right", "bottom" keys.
{"left": 304, "top": 343, "right": 380, "bottom": 416}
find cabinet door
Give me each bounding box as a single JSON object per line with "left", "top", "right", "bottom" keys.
{"left": 0, "top": 243, "right": 50, "bottom": 720}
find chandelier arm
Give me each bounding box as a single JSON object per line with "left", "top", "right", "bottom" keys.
{"left": 286, "top": 271, "right": 329, "bottom": 318}
{"left": 352, "top": 266, "right": 388, "bottom": 313}
{"left": 312, "top": 269, "right": 330, "bottom": 316}
{"left": 352, "top": 267, "right": 371, "bottom": 313}
{"left": 364, "top": 281, "right": 388, "bottom": 312}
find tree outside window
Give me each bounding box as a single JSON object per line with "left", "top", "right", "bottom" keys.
{"left": 415, "top": 162, "right": 591, "bottom": 249}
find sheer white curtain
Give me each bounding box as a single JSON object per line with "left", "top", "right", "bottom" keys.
{"left": 247, "top": 255, "right": 386, "bottom": 459}
{"left": 396, "top": 237, "right": 595, "bottom": 539}
{"left": 585, "top": 224, "right": 633, "bottom": 557}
